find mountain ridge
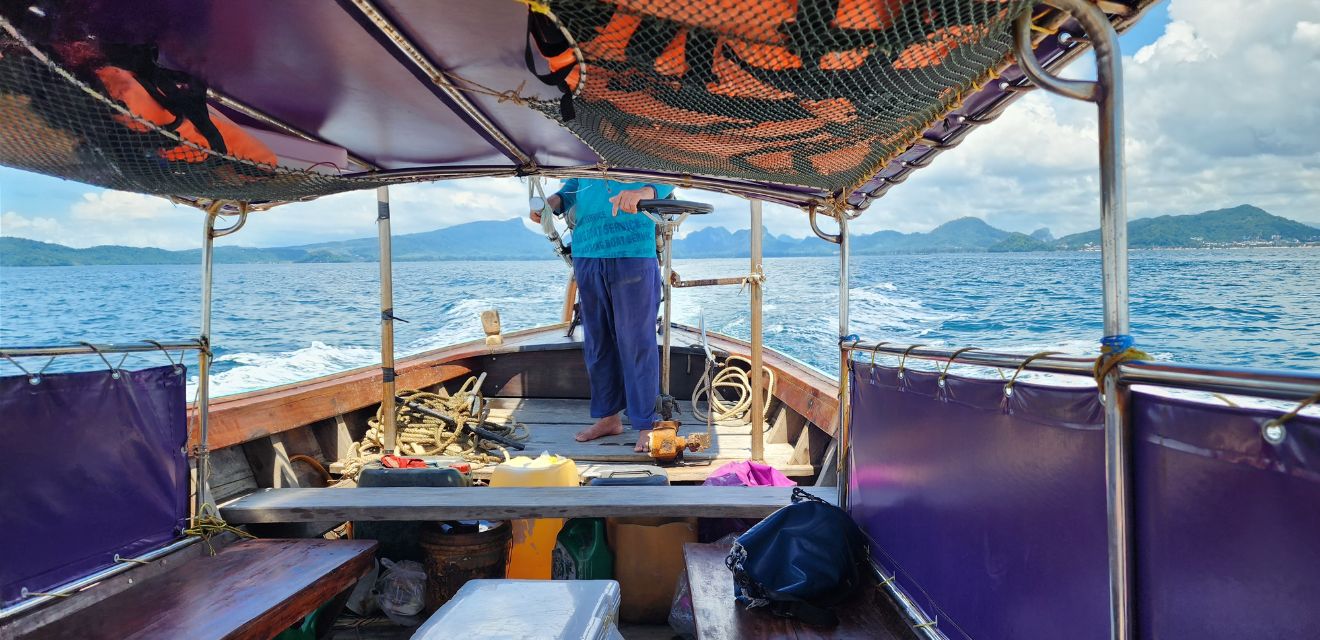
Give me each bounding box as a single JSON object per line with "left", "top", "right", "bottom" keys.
{"left": 3, "top": 205, "right": 1317, "bottom": 266}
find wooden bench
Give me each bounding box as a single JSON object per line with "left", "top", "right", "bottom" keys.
{"left": 21, "top": 538, "right": 377, "bottom": 640}
{"left": 219, "top": 486, "right": 837, "bottom": 523}
{"left": 682, "top": 542, "right": 917, "bottom": 640}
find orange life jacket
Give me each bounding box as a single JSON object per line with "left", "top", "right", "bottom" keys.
{"left": 94, "top": 65, "right": 275, "bottom": 166}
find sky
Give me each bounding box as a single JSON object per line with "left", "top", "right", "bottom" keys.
{"left": 1, "top": 0, "right": 1317, "bottom": 250}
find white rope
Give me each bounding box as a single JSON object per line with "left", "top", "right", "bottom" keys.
{"left": 692, "top": 355, "right": 776, "bottom": 424}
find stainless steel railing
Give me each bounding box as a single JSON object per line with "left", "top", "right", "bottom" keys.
{"left": 841, "top": 341, "right": 1320, "bottom": 402}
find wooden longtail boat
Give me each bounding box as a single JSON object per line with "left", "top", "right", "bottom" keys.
{"left": 3, "top": 1, "right": 1319, "bottom": 639}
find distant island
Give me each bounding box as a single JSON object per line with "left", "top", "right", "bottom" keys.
{"left": 2, "top": 204, "right": 1317, "bottom": 267}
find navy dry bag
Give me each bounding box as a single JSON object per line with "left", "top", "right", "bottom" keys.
{"left": 725, "top": 487, "right": 868, "bottom": 627}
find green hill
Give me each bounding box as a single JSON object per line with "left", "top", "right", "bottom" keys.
{"left": 989, "top": 232, "right": 1055, "bottom": 252}
{"left": 3, "top": 205, "right": 1316, "bottom": 266}
{"left": 1055, "top": 205, "right": 1320, "bottom": 249}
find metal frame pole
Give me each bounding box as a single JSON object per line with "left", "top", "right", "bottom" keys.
{"left": 661, "top": 222, "right": 674, "bottom": 403}
{"left": 835, "top": 214, "right": 851, "bottom": 506}
{"left": 749, "top": 200, "right": 766, "bottom": 461}
{"left": 195, "top": 209, "right": 217, "bottom": 516}
{"left": 1015, "top": 4, "right": 1131, "bottom": 639}
{"left": 195, "top": 203, "right": 245, "bottom": 517}
{"left": 377, "top": 186, "right": 398, "bottom": 454}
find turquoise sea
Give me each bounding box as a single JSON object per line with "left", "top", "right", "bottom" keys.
{"left": 2, "top": 250, "right": 1318, "bottom": 397}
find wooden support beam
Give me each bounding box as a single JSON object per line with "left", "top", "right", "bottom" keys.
{"left": 221, "top": 486, "right": 835, "bottom": 524}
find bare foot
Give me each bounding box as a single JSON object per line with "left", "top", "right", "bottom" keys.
{"left": 634, "top": 430, "right": 651, "bottom": 453}
{"left": 576, "top": 413, "right": 624, "bottom": 442}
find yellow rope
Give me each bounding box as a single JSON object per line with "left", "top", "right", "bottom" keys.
{"left": 512, "top": 0, "right": 551, "bottom": 15}
{"left": 1263, "top": 391, "right": 1320, "bottom": 430}
{"left": 184, "top": 503, "right": 255, "bottom": 556}
{"left": 1005, "top": 351, "right": 1064, "bottom": 394}
{"left": 1092, "top": 347, "right": 1151, "bottom": 390}
{"left": 938, "top": 347, "right": 979, "bottom": 386}
{"left": 343, "top": 378, "right": 530, "bottom": 479}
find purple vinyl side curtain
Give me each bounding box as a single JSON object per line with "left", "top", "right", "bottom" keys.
{"left": 847, "top": 361, "right": 1320, "bottom": 640}
{"left": 847, "top": 363, "right": 1109, "bottom": 640}
{"left": 1133, "top": 390, "right": 1320, "bottom": 639}
{"left": 0, "top": 365, "right": 188, "bottom": 607}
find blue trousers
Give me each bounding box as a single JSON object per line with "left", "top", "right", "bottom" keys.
{"left": 574, "top": 257, "right": 660, "bottom": 431}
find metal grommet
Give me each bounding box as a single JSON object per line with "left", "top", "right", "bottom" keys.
{"left": 938, "top": 347, "right": 978, "bottom": 389}
{"left": 1262, "top": 420, "right": 1287, "bottom": 445}
{"left": 897, "top": 344, "right": 925, "bottom": 380}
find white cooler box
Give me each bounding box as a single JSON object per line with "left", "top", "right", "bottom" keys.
{"left": 411, "top": 579, "right": 623, "bottom": 640}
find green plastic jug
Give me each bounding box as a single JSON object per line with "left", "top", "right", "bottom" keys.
{"left": 551, "top": 518, "right": 613, "bottom": 580}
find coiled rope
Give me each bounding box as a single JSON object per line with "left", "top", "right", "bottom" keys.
{"left": 692, "top": 355, "right": 777, "bottom": 424}
{"left": 342, "top": 377, "right": 530, "bottom": 479}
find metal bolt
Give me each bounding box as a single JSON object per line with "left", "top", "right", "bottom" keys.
{"left": 1003, "top": 386, "right": 1014, "bottom": 398}
{"left": 1262, "top": 421, "right": 1287, "bottom": 445}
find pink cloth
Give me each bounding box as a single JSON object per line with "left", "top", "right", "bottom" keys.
{"left": 703, "top": 460, "right": 796, "bottom": 487}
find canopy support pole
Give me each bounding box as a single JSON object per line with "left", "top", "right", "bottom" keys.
{"left": 195, "top": 209, "right": 217, "bottom": 517}
{"left": 377, "top": 186, "right": 398, "bottom": 454}
{"left": 196, "top": 202, "right": 246, "bottom": 517}
{"left": 749, "top": 199, "right": 765, "bottom": 462}
{"left": 835, "top": 213, "right": 851, "bottom": 506}
{"left": 1015, "top": 4, "right": 1131, "bottom": 640}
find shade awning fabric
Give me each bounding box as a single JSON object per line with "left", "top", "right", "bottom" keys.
{"left": 0, "top": 0, "right": 1153, "bottom": 210}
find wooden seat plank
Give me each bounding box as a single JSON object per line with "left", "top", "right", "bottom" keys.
{"left": 221, "top": 486, "right": 837, "bottom": 524}
{"left": 683, "top": 543, "right": 917, "bottom": 640}
{"left": 28, "top": 539, "right": 377, "bottom": 640}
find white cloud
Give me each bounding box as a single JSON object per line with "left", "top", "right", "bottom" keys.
{"left": 1, "top": 211, "right": 64, "bottom": 241}
{"left": 861, "top": 0, "right": 1320, "bottom": 236}
{"left": 70, "top": 191, "right": 178, "bottom": 222}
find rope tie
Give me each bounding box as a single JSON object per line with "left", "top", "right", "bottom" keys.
{"left": 1030, "top": 9, "right": 1060, "bottom": 34}
{"left": 1260, "top": 390, "right": 1320, "bottom": 445}
{"left": 938, "top": 347, "right": 978, "bottom": 387}
{"left": 738, "top": 266, "right": 766, "bottom": 295}
{"left": 20, "top": 589, "right": 70, "bottom": 599}
{"left": 2, "top": 353, "right": 42, "bottom": 384}
{"left": 1092, "top": 335, "right": 1150, "bottom": 392}
{"left": 897, "top": 344, "right": 925, "bottom": 380}
{"left": 144, "top": 339, "right": 184, "bottom": 374}
{"left": 513, "top": 0, "right": 552, "bottom": 15}
{"left": 496, "top": 86, "right": 529, "bottom": 106}
{"left": 184, "top": 503, "right": 255, "bottom": 556}
{"left": 1004, "top": 351, "right": 1063, "bottom": 397}
{"left": 868, "top": 342, "right": 889, "bottom": 372}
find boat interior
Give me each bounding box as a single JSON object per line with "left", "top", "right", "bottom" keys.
{"left": 3, "top": 1, "right": 1320, "bottom": 639}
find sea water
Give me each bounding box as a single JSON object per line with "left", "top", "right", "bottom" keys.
{"left": 1, "top": 249, "right": 1317, "bottom": 398}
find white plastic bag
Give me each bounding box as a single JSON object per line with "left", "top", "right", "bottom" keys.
{"left": 375, "top": 558, "right": 427, "bottom": 624}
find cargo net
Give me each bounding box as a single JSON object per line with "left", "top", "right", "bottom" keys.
{"left": 0, "top": 23, "right": 387, "bottom": 203}
{"left": 534, "top": 0, "right": 1033, "bottom": 194}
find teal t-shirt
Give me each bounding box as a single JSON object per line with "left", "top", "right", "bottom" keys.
{"left": 556, "top": 178, "right": 675, "bottom": 258}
